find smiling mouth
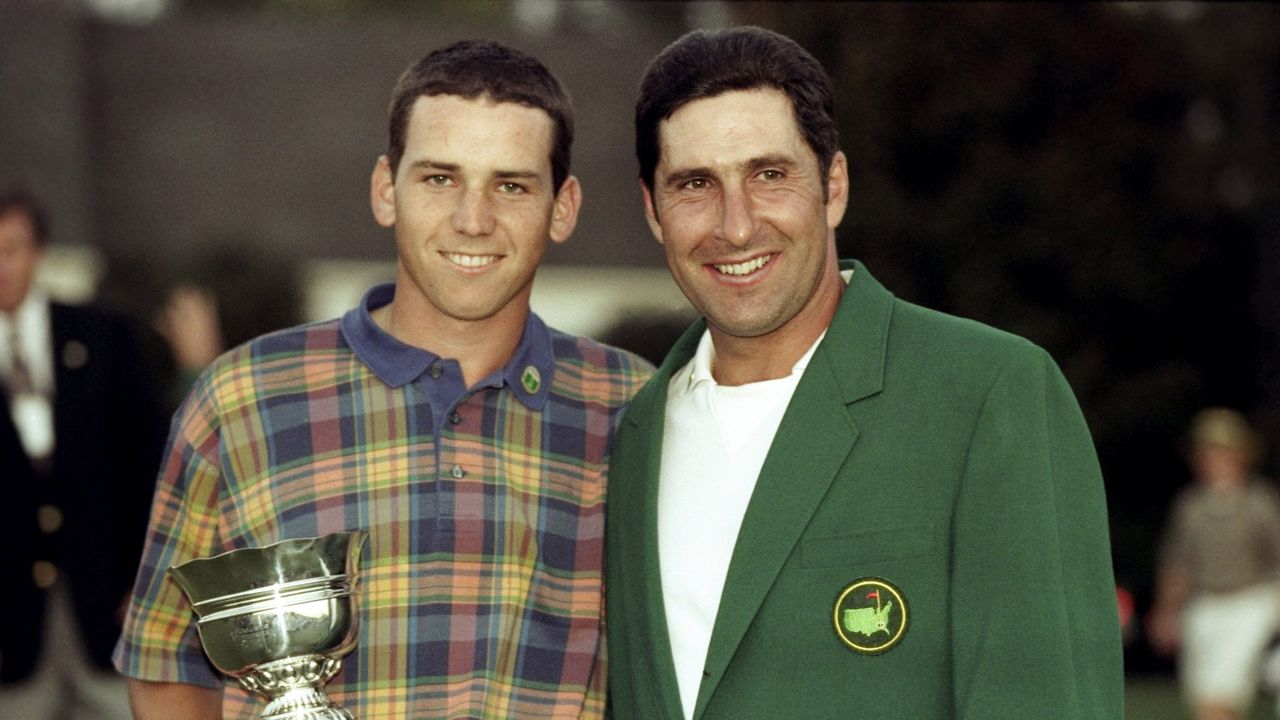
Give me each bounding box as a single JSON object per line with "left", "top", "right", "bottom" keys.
{"left": 713, "top": 254, "right": 773, "bottom": 277}
{"left": 442, "top": 252, "right": 500, "bottom": 269}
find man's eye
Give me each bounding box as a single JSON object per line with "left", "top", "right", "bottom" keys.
{"left": 759, "top": 169, "right": 784, "bottom": 181}
{"left": 425, "top": 175, "right": 452, "bottom": 186}
{"left": 498, "top": 182, "right": 526, "bottom": 194}
{"left": 682, "top": 178, "right": 709, "bottom": 190}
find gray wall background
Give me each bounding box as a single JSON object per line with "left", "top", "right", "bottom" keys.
{"left": 0, "top": 1, "right": 686, "bottom": 272}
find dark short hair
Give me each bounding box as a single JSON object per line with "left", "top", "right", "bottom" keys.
{"left": 387, "top": 40, "right": 575, "bottom": 191}
{"left": 636, "top": 26, "right": 839, "bottom": 195}
{"left": 0, "top": 189, "right": 50, "bottom": 246}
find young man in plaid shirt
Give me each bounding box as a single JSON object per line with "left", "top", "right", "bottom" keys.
{"left": 115, "top": 41, "right": 651, "bottom": 719}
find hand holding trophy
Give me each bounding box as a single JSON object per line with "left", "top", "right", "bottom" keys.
{"left": 168, "top": 531, "right": 367, "bottom": 720}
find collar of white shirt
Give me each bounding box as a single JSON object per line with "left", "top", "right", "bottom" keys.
{"left": 0, "top": 288, "right": 54, "bottom": 394}
{"left": 669, "top": 267, "right": 853, "bottom": 397}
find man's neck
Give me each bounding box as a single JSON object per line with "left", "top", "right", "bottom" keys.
{"left": 373, "top": 296, "right": 526, "bottom": 389}
{"left": 708, "top": 266, "right": 844, "bottom": 386}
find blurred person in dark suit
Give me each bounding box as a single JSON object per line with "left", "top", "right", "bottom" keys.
{"left": 0, "top": 189, "right": 166, "bottom": 719}
{"left": 1151, "top": 408, "right": 1280, "bottom": 720}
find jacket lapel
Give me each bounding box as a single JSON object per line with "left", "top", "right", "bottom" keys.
{"left": 618, "top": 323, "right": 705, "bottom": 718}
{"left": 693, "top": 261, "right": 894, "bottom": 717}
{"left": 48, "top": 303, "right": 78, "bottom": 463}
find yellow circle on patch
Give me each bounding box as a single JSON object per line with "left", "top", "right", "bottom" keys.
{"left": 832, "top": 577, "right": 908, "bottom": 654}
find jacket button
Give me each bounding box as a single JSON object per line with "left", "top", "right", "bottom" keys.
{"left": 32, "top": 561, "right": 58, "bottom": 589}
{"left": 429, "top": 363, "right": 443, "bottom": 379}
{"left": 37, "top": 504, "right": 63, "bottom": 534}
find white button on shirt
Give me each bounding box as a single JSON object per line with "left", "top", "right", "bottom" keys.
{"left": 658, "top": 327, "right": 824, "bottom": 719}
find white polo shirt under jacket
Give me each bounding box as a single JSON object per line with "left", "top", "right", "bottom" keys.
{"left": 658, "top": 325, "right": 824, "bottom": 719}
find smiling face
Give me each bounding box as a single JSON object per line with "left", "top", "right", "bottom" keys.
{"left": 371, "top": 93, "right": 579, "bottom": 330}
{"left": 644, "top": 88, "right": 848, "bottom": 352}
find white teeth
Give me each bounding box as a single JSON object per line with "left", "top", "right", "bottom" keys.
{"left": 444, "top": 253, "right": 498, "bottom": 268}
{"left": 714, "top": 254, "right": 772, "bottom": 276}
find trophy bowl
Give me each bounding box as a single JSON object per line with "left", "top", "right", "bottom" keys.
{"left": 168, "top": 530, "right": 367, "bottom": 720}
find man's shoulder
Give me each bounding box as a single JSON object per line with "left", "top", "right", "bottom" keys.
{"left": 891, "top": 298, "right": 1041, "bottom": 359}
{"left": 834, "top": 264, "right": 1050, "bottom": 381}
{"left": 200, "top": 318, "right": 351, "bottom": 391}
{"left": 50, "top": 300, "right": 118, "bottom": 322}
{"left": 546, "top": 328, "right": 655, "bottom": 405}
{"left": 876, "top": 297, "right": 1053, "bottom": 386}
{"left": 1247, "top": 479, "right": 1280, "bottom": 510}
{"left": 50, "top": 300, "right": 140, "bottom": 338}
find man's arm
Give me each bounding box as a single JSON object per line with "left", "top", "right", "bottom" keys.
{"left": 950, "top": 345, "right": 1123, "bottom": 718}
{"left": 1147, "top": 564, "right": 1187, "bottom": 656}
{"left": 115, "top": 371, "right": 229, "bottom": 706}
{"left": 128, "top": 679, "right": 221, "bottom": 720}
{"left": 1148, "top": 501, "right": 1190, "bottom": 657}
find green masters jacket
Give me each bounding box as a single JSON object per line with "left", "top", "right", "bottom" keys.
{"left": 606, "top": 260, "right": 1123, "bottom": 718}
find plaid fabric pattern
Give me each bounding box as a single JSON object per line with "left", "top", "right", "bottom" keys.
{"left": 114, "top": 292, "right": 651, "bottom": 719}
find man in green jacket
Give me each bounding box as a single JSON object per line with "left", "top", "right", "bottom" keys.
{"left": 605, "top": 26, "right": 1123, "bottom": 718}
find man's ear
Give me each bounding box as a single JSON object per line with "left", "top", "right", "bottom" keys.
{"left": 548, "top": 175, "right": 582, "bottom": 244}
{"left": 641, "top": 181, "right": 664, "bottom": 244}
{"left": 825, "top": 150, "right": 850, "bottom": 230}
{"left": 370, "top": 155, "right": 397, "bottom": 228}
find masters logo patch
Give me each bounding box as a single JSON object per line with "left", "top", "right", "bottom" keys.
{"left": 832, "top": 577, "right": 908, "bottom": 654}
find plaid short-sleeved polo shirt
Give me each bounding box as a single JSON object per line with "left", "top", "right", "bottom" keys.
{"left": 114, "top": 284, "right": 652, "bottom": 719}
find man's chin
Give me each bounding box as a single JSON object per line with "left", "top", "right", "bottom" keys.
{"left": 705, "top": 313, "right": 787, "bottom": 340}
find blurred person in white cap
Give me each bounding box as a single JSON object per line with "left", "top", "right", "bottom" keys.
{"left": 1151, "top": 407, "right": 1280, "bottom": 720}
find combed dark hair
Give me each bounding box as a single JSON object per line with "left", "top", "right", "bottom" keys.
{"left": 0, "top": 189, "right": 50, "bottom": 245}
{"left": 636, "top": 26, "right": 839, "bottom": 195}
{"left": 387, "top": 40, "right": 575, "bottom": 191}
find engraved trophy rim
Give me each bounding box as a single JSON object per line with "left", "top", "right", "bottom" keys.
{"left": 167, "top": 530, "right": 367, "bottom": 720}
{"left": 191, "top": 573, "right": 354, "bottom": 623}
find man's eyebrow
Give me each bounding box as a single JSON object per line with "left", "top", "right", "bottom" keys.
{"left": 662, "top": 167, "right": 714, "bottom": 189}
{"left": 406, "top": 159, "right": 459, "bottom": 173}
{"left": 405, "top": 160, "right": 542, "bottom": 182}
{"left": 661, "top": 154, "right": 802, "bottom": 189}
{"left": 744, "top": 154, "right": 800, "bottom": 173}
{"left": 493, "top": 169, "right": 542, "bottom": 181}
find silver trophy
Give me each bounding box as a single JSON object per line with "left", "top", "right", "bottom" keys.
{"left": 168, "top": 531, "right": 367, "bottom": 720}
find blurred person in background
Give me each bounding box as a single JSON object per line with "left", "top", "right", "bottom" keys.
{"left": 0, "top": 189, "right": 166, "bottom": 719}
{"left": 152, "top": 241, "right": 304, "bottom": 402}
{"left": 114, "top": 40, "right": 651, "bottom": 719}
{"left": 605, "top": 26, "right": 1122, "bottom": 718}
{"left": 143, "top": 244, "right": 303, "bottom": 410}
{"left": 153, "top": 283, "right": 223, "bottom": 401}
{"left": 1151, "top": 407, "right": 1280, "bottom": 720}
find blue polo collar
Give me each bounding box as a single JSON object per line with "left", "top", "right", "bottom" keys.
{"left": 340, "top": 283, "right": 553, "bottom": 411}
